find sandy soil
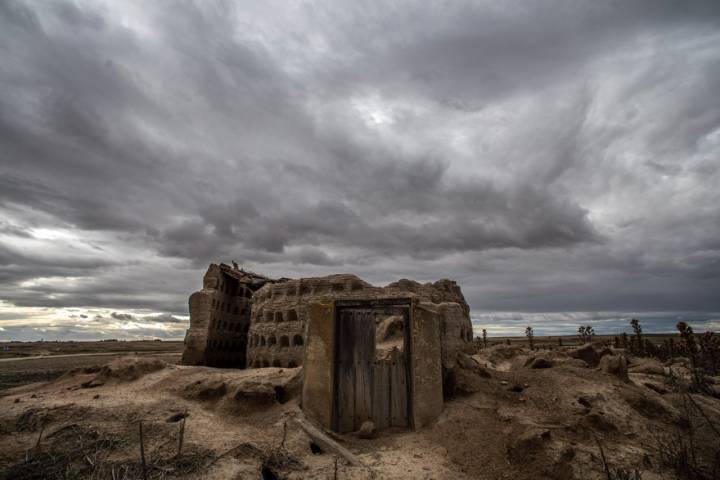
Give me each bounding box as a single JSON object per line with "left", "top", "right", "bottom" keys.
{"left": 0, "top": 346, "right": 718, "bottom": 479}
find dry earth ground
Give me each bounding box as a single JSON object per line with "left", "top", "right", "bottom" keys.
{"left": 0, "top": 345, "right": 718, "bottom": 479}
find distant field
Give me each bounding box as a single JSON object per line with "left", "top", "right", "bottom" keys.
{"left": 0, "top": 340, "right": 184, "bottom": 359}
{"left": 481, "top": 333, "right": 678, "bottom": 348}
{"left": 0, "top": 341, "right": 184, "bottom": 391}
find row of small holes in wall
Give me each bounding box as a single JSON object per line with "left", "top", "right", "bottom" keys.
{"left": 207, "top": 338, "right": 246, "bottom": 352}
{"left": 257, "top": 281, "right": 365, "bottom": 301}
{"left": 211, "top": 298, "right": 247, "bottom": 316}
{"left": 248, "top": 358, "right": 298, "bottom": 368}
{"left": 249, "top": 334, "right": 303, "bottom": 348}
{"left": 210, "top": 318, "right": 246, "bottom": 332}
{"left": 254, "top": 310, "right": 299, "bottom": 323}
{"left": 218, "top": 280, "right": 253, "bottom": 299}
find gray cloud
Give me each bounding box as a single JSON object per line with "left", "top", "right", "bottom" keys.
{"left": 1, "top": 0, "right": 719, "bottom": 339}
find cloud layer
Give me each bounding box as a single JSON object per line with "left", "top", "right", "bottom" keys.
{"left": 1, "top": 0, "right": 719, "bottom": 339}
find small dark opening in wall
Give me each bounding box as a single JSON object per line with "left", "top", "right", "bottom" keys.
{"left": 274, "top": 385, "right": 288, "bottom": 404}
{"left": 309, "top": 442, "right": 323, "bottom": 454}
{"left": 261, "top": 465, "right": 278, "bottom": 480}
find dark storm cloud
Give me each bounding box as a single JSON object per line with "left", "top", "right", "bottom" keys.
{"left": 108, "top": 311, "right": 184, "bottom": 324}
{"left": 1, "top": 0, "right": 719, "bottom": 338}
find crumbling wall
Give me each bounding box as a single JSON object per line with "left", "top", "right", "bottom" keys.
{"left": 385, "top": 278, "right": 474, "bottom": 370}
{"left": 247, "top": 274, "right": 374, "bottom": 369}
{"left": 182, "top": 264, "right": 268, "bottom": 367}
{"left": 246, "top": 274, "right": 475, "bottom": 371}
{"left": 184, "top": 262, "right": 475, "bottom": 374}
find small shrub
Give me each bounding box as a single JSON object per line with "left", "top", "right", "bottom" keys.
{"left": 579, "top": 325, "right": 595, "bottom": 344}
{"left": 525, "top": 327, "right": 535, "bottom": 350}
{"left": 699, "top": 332, "right": 720, "bottom": 375}
{"left": 677, "top": 322, "right": 704, "bottom": 387}
{"left": 630, "top": 319, "right": 643, "bottom": 356}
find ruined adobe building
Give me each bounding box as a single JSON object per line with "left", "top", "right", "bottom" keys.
{"left": 182, "top": 263, "right": 475, "bottom": 432}
{"left": 181, "top": 264, "right": 274, "bottom": 368}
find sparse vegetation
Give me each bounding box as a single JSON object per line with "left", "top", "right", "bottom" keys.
{"left": 578, "top": 325, "right": 595, "bottom": 344}
{"left": 677, "top": 322, "right": 704, "bottom": 388}
{"left": 619, "top": 319, "right": 719, "bottom": 382}
{"left": 699, "top": 332, "right": 720, "bottom": 374}
{"left": 594, "top": 435, "right": 643, "bottom": 480}
{"left": 652, "top": 389, "right": 720, "bottom": 480}
{"left": 525, "top": 327, "right": 534, "bottom": 350}
{"left": 630, "top": 319, "right": 643, "bottom": 355}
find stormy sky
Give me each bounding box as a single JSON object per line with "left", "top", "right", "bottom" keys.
{"left": 1, "top": 0, "right": 719, "bottom": 340}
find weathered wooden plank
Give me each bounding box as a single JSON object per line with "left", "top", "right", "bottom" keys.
{"left": 336, "top": 310, "right": 356, "bottom": 433}
{"left": 294, "top": 416, "right": 364, "bottom": 467}
{"left": 353, "top": 310, "right": 374, "bottom": 430}
{"left": 373, "top": 360, "right": 390, "bottom": 430}
{"left": 390, "top": 349, "right": 408, "bottom": 427}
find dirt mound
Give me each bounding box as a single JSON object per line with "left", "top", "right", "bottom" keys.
{"left": 223, "top": 369, "right": 303, "bottom": 416}
{"left": 628, "top": 357, "right": 667, "bottom": 376}
{"left": 620, "top": 388, "right": 677, "bottom": 421}
{"left": 506, "top": 427, "right": 551, "bottom": 462}
{"left": 14, "top": 405, "right": 90, "bottom": 432}
{"left": 599, "top": 354, "right": 628, "bottom": 380}
{"left": 528, "top": 357, "right": 553, "bottom": 369}
{"left": 486, "top": 344, "right": 525, "bottom": 362}
{"left": 81, "top": 356, "right": 166, "bottom": 388}
{"left": 180, "top": 367, "right": 302, "bottom": 416}
{"left": 183, "top": 378, "right": 228, "bottom": 401}
{"left": 570, "top": 343, "right": 610, "bottom": 367}
{"left": 443, "top": 352, "right": 492, "bottom": 397}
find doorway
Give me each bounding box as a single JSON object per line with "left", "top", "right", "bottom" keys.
{"left": 332, "top": 299, "right": 412, "bottom": 433}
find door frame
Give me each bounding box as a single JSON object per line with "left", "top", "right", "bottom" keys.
{"left": 331, "top": 298, "right": 414, "bottom": 431}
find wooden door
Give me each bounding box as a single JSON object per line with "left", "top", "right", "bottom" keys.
{"left": 335, "top": 308, "right": 375, "bottom": 432}
{"left": 333, "top": 305, "right": 410, "bottom": 433}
